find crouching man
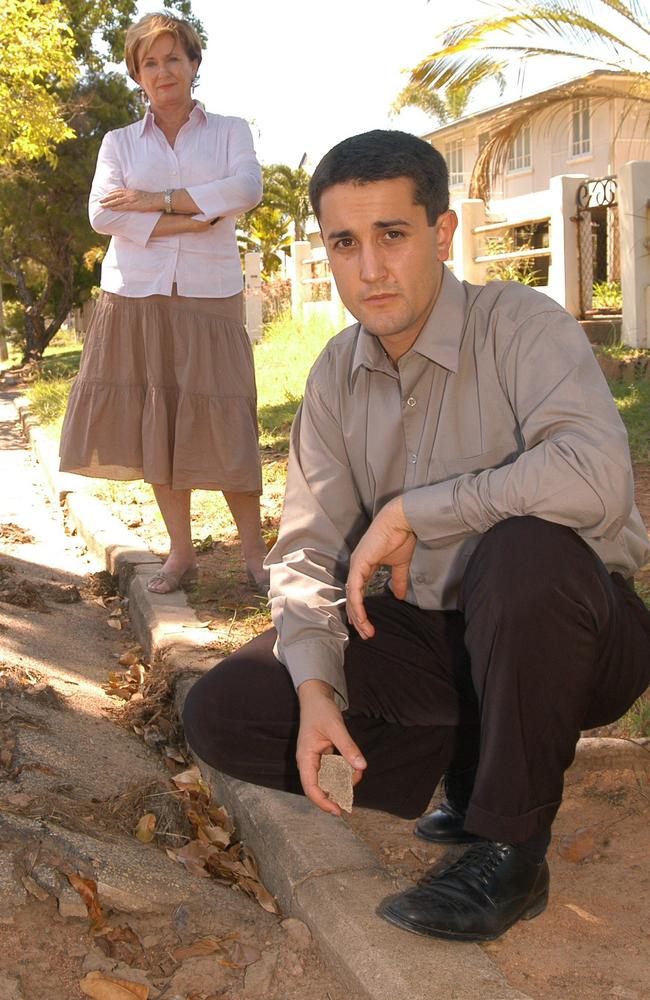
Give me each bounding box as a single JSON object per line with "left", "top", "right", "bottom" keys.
{"left": 183, "top": 130, "right": 650, "bottom": 942}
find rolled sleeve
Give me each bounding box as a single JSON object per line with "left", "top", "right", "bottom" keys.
{"left": 89, "top": 132, "right": 161, "bottom": 247}
{"left": 187, "top": 118, "right": 262, "bottom": 221}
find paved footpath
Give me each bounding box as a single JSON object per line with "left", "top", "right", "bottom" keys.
{"left": 4, "top": 377, "right": 648, "bottom": 1000}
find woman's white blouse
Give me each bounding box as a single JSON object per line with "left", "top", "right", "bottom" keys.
{"left": 89, "top": 104, "right": 262, "bottom": 297}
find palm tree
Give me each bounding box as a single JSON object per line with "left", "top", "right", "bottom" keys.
{"left": 263, "top": 163, "right": 311, "bottom": 241}
{"left": 391, "top": 78, "right": 504, "bottom": 125}
{"left": 408, "top": 0, "right": 650, "bottom": 200}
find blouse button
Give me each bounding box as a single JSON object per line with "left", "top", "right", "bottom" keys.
{"left": 406, "top": 396, "right": 416, "bottom": 407}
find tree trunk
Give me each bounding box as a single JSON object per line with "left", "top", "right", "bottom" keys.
{"left": 0, "top": 282, "right": 8, "bottom": 362}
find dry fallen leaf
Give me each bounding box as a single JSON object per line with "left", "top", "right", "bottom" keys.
{"left": 68, "top": 874, "right": 105, "bottom": 928}
{"left": 563, "top": 902, "right": 604, "bottom": 925}
{"left": 172, "top": 766, "right": 209, "bottom": 796}
{"left": 79, "top": 971, "right": 148, "bottom": 999}
{"left": 106, "top": 618, "right": 123, "bottom": 631}
{"left": 237, "top": 875, "right": 280, "bottom": 915}
{"left": 172, "top": 936, "right": 223, "bottom": 961}
{"left": 134, "top": 813, "right": 157, "bottom": 844}
{"left": 118, "top": 646, "right": 143, "bottom": 667}
{"left": 222, "top": 939, "right": 262, "bottom": 968}
{"left": 96, "top": 926, "right": 145, "bottom": 966}
{"left": 172, "top": 840, "right": 217, "bottom": 878}
{"left": 197, "top": 823, "right": 231, "bottom": 848}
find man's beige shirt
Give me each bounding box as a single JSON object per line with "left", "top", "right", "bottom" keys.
{"left": 267, "top": 268, "right": 650, "bottom": 708}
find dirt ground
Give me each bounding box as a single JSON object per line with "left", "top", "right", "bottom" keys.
{"left": 97, "top": 460, "right": 650, "bottom": 1000}
{"left": 346, "top": 766, "right": 650, "bottom": 1000}
{"left": 0, "top": 387, "right": 359, "bottom": 1000}
{"left": 3, "top": 370, "right": 649, "bottom": 1000}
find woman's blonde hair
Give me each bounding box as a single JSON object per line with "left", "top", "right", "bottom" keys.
{"left": 124, "top": 12, "right": 202, "bottom": 81}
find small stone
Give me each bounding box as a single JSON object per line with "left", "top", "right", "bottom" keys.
{"left": 243, "top": 951, "right": 277, "bottom": 996}
{"left": 82, "top": 949, "right": 117, "bottom": 975}
{"left": 280, "top": 917, "right": 312, "bottom": 951}
{"left": 167, "top": 956, "right": 231, "bottom": 995}
{"left": 317, "top": 755, "right": 354, "bottom": 812}
{"left": 57, "top": 885, "right": 88, "bottom": 919}
{"left": 558, "top": 827, "right": 595, "bottom": 863}
{"left": 0, "top": 973, "right": 25, "bottom": 1000}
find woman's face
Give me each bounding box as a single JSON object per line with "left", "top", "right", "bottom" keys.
{"left": 135, "top": 33, "right": 198, "bottom": 109}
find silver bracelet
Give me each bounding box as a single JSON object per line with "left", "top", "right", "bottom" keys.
{"left": 163, "top": 189, "right": 173, "bottom": 213}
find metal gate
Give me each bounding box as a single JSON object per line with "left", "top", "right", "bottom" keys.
{"left": 575, "top": 176, "right": 620, "bottom": 318}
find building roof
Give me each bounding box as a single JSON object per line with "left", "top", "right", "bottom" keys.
{"left": 422, "top": 69, "right": 633, "bottom": 140}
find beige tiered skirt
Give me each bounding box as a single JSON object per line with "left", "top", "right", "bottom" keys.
{"left": 59, "top": 290, "right": 262, "bottom": 493}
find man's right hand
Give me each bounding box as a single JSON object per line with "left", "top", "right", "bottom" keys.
{"left": 296, "top": 679, "right": 367, "bottom": 816}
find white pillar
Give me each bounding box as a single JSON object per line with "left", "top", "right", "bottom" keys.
{"left": 547, "top": 174, "right": 588, "bottom": 317}
{"left": 290, "top": 241, "right": 312, "bottom": 321}
{"left": 453, "top": 199, "right": 486, "bottom": 283}
{"left": 244, "top": 252, "right": 263, "bottom": 342}
{"left": 620, "top": 160, "right": 650, "bottom": 348}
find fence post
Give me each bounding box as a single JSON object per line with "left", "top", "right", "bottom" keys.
{"left": 620, "top": 160, "right": 650, "bottom": 348}
{"left": 547, "top": 174, "right": 588, "bottom": 317}
{"left": 290, "top": 241, "right": 311, "bottom": 320}
{"left": 453, "top": 199, "right": 486, "bottom": 283}
{"left": 244, "top": 251, "right": 263, "bottom": 342}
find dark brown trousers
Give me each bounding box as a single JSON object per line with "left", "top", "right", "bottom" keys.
{"left": 183, "top": 517, "right": 650, "bottom": 844}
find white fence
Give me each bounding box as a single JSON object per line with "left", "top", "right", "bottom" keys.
{"left": 289, "top": 168, "right": 650, "bottom": 347}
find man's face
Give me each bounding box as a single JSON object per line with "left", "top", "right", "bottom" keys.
{"left": 319, "top": 177, "right": 457, "bottom": 361}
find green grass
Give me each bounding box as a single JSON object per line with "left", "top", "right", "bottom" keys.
{"left": 608, "top": 379, "right": 650, "bottom": 463}
{"left": 596, "top": 343, "right": 650, "bottom": 361}
{"left": 256, "top": 311, "right": 336, "bottom": 450}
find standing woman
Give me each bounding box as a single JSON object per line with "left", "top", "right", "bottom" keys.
{"left": 60, "top": 12, "right": 269, "bottom": 594}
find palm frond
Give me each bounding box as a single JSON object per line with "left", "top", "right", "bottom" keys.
{"left": 597, "top": 0, "right": 650, "bottom": 38}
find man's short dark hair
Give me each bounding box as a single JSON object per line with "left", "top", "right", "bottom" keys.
{"left": 309, "top": 130, "right": 449, "bottom": 225}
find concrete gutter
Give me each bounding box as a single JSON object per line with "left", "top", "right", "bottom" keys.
{"left": 7, "top": 379, "right": 650, "bottom": 1000}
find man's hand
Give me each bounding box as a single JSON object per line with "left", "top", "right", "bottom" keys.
{"left": 346, "top": 496, "right": 415, "bottom": 640}
{"left": 100, "top": 188, "right": 163, "bottom": 212}
{"left": 297, "top": 680, "right": 366, "bottom": 816}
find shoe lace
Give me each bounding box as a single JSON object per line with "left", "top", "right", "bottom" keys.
{"left": 419, "top": 841, "right": 509, "bottom": 892}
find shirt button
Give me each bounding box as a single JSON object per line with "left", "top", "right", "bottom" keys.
{"left": 416, "top": 574, "right": 427, "bottom": 584}
{"left": 410, "top": 453, "right": 417, "bottom": 464}
{"left": 406, "top": 397, "right": 416, "bottom": 407}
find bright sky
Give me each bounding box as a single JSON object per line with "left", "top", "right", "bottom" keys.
{"left": 133, "top": 0, "right": 596, "bottom": 168}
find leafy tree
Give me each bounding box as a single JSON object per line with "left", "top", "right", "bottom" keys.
{"left": 0, "top": 0, "right": 204, "bottom": 362}
{"left": 240, "top": 204, "right": 292, "bottom": 278}
{"left": 0, "top": 0, "right": 78, "bottom": 166}
{"left": 0, "top": 74, "right": 139, "bottom": 360}
{"left": 263, "top": 163, "right": 312, "bottom": 241}
{"left": 406, "top": 0, "right": 650, "bottom": 199}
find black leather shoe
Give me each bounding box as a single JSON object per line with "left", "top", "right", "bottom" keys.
{"left": 377, "top": 841, "right": 549, "bottom": 942}
{"left": 414, "top": 800, "right": 481, "bottom": 844}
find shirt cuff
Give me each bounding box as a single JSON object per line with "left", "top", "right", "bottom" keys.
{"left": 402, "top": 479, "right": 469, "bottom": 544}
{"left": 273, "top": 636, "right": 348, "bottom": 710}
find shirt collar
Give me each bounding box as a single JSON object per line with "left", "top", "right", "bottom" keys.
{"left": 138, "top": 100, "right": 207, "bottom": 137}
{"left": 349, "top": 265, "right": 468, "bottom": 387}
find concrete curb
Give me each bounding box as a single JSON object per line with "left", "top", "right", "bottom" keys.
{"left": 8, "top": 380, "right": 650, "bottom": 1000}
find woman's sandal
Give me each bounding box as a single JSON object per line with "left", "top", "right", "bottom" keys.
{"left": 147, "top": 566, "right": 199, "bottom": 595}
